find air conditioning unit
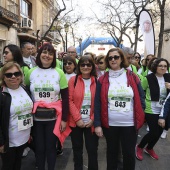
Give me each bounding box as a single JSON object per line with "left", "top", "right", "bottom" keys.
{"left": 21, "top": 17, "right": 33, "bottom": 30}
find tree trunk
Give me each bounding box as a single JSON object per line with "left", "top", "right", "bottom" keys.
{"left": 157, "top": 0, "right": 166, "bottom": 58}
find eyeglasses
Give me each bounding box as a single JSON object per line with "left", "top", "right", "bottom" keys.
{"left": 4, "top": 71, "right": 22, "bottom": 78}
{"left": 134, "top": 56, "right": 141, "bottom": 59}
{"left": 67, "top": 51, "right": 76, "bottom": 54}
{"left": 157, "top": 65, "right": 167, "bottom": 68}
{"left": 98, "top": 61, "right": 104, "bottom": 65}
{"left": 80, "top": 63, "right": 92, "bottom": 67}
{"left": 63, "top": 62, "right": 73, "bottom": 66}
{"left": 108, "top": 55, "right": 120, "bottom": 61}
{"left": 3, "top": 51, "right": 9, "bottom": 55}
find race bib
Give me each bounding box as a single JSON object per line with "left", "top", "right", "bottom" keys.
{"left": 80, "top": 105, "right": 90, "bottom": 117}
{"left": 34, "top": 87, "right": 55, "bottom": 102}
{"left": 110, "top": 97, "right": 131, "bottom": 112}
{"left": 18, "top": 113, "right": 33, "bottom": 131}
{"left": 155, "top": 98, "right": 165, "bottom": 107}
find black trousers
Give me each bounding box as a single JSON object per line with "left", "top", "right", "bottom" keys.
{"left": 103, "top": 126, "right": 137, "bottom": 170}
{"left": 138, "top": 113, "right": 163, "bottom": 149}
{"left": 70, "top": 126, "right": 99, "bottom": 170}
{"left": 1, "top": 143, "right": 26, "bottom": 170}
{"left": 34, "top": 120, "right": 58, "bottom": 170}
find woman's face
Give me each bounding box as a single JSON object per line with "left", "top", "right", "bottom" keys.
{"left": 40, "top": 50, "right": 54, "bottom": 68}
{"left": 97, "top": 58, "right": 106, "bottom": 71}
{"left": 63, "top": 60, "right": 75, "bottom": 74}
{"left": 3, "top": 47, "right": 13, "bottom": 63}
{"left": 146, "top": 55, "right": 153, "bottom": 66}
{"left": 108, "top": 51, "right": 122, "bottom": 71}
{"left": 156, "top": 61, "right": 167, "bottom": 76}
{"left": 4, "top": 66, "right": 22, "bottom": 89}
{"left": 80, "top": 60, "right": 92, "bottom": 78}
{"left": 134, "top": 53, "right": 141, "bottom": 63}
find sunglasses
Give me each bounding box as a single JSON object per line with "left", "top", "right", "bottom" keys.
{"left": 63, "top": 62, "right": 73, "bottom": 66}
{"left": 108, "top": 55, "right": 120, "bottom": 61}
{"left": 3, "top": 51, "right": 9, "bottom": 55}
{"left": 98, "top": 61, "right": 104, "bottom": 65}
{"left": 134, "top": 56, "right": 141, "bottom": 59}
{"left": 80, "top": 63, "right": 92, "bottom": 67}
{"left": 4, "top": 71, "right": 22, "bottom": 78}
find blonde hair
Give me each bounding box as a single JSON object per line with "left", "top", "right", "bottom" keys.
{"left": 0, "top": 62, "right": 24, "bottom": 86}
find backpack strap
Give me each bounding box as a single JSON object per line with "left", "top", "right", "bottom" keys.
{"left": 74, "top": 75, "right": 78, "bottom": 88}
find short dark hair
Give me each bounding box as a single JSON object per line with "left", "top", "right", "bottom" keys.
{"left": 21, "top": 42, "right": 32, "bottom": 49}
{"left": 151, "top": 58, "right": 169, "bottom": 74}
{"left": 147, "top": 57, "right": 157, "bottom": 70}
{"left": 36, "top": 44, "right": 56, "bottom": 68}
{"left": 63, "top": 56, "right": 77, "bottom": 73}
{"left": 96, "top": 55, "right": 105, "bottom": 63}
{"left": 144, "top": 54, "right": 155, "bottom": 66}
{"left": 77, "top": 55, "right": 97, "bottom": 77}
{"left": 3, "top": 44, "right": 25, "bottom": 67}
{"left": 105, "top": 48, "right": 129, "bottom": 69}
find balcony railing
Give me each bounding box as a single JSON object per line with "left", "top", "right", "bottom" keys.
{"left": 0, "top": 6, "right": 20, "bottom": 24}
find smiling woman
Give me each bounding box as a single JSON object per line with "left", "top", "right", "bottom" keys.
{"left": 0, "top": 62, "right": 33, "bottom": 170}
{"left": 94, "top": 48, "right": 145, "bottom": 170}
{"left": 24, "top": 44, "right": 70, "bottom": 170}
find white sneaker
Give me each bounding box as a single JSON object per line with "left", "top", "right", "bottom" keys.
{"left": 22, "top": 147, "right": 30, "bottom": 157}
{"left": 146, "top": 125, "right": 149, "bottom": 132}
{"left": 161, "top": 130, "right": 167, "bottom": 139}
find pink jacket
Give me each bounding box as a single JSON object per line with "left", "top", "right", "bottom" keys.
{"left": 68, "top": 75, "right": 96, "bottom": 131}
{"left": 33, "top": 101, "right": 71, "bottom": 146}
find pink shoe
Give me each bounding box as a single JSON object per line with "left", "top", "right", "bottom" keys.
{"left": 144, "top": 148, "right": 159, "bottom": 160}
{"left": 136, "top": 145, "right": 143, "bottom": 161}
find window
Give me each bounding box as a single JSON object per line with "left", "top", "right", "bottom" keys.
{"left": 20, "top": 0, "right": 32, "bottom": 18}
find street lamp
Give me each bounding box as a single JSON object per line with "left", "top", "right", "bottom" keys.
{"left": 64, "top": 23, "right": 69, "bottom": 52}
{"left": 79, "top": 38, "right": 82, "bottom": 56}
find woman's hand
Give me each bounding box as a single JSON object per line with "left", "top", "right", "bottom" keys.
{"left": 0, "top": 145, "right": 4, "bottom": 153}
{"left": 95, "top": 126, "right": 103, "bottom": 137}
{"left": 165, "top": 82, "right": 170, "bottom": 89}
{"left": 76, "top": 119, "right": 85, "bottom": 128}
{"left": 158, "top": 119, "right": 165, "bottom": 128}
{"left": 60, "top": 120, "right": 67, "bottom": 132}
{"left": 85, "top": 119, "right": 93, "bottom": 128}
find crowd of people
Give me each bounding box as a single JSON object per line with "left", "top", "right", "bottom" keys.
{"left": 0, "top": 42, "right": 170, "bottom": 170}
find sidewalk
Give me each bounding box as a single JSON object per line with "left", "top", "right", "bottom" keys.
{"left": 1, "top": 124, "right": 168, "bottom": 170}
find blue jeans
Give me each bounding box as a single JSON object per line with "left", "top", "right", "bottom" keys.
{"left": 70, "top": 126, "right": 99, "bottom": 170}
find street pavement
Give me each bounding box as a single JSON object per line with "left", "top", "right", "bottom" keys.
{"left": 0, "top": 124, "right": 169, "bottom": 170}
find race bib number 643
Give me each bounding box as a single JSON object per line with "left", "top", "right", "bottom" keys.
{"left": 110, "top": 97, "right": 131, "bottom": 112}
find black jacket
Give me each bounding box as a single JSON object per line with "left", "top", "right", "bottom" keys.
{"left": 0, "top": 85, "right": 32, "bottom": 152}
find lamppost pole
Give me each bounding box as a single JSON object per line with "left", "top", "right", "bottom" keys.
{"left": 64, "top": 23, "right": 69, "bottom": 52}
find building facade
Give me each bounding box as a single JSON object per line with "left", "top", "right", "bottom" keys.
{"left": 0, "top": 0, "right": 61, "bottom": 62}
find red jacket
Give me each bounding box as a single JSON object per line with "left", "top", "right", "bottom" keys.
{"left": 68, "top": 75, "right": 96, "bottom": 131}
{"left": 94, "top": 70, "right": 145, "bottom": 130}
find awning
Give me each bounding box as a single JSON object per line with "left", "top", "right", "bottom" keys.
{"left": 17, "top": 32, "right": 38, "bottom": 42}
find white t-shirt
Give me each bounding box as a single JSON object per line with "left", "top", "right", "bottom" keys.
{"left": 8, "top": 86, "right": 33, "bottom": 147}
{"left": 108, "top": 72, "right": 134, "bottom": 126}
{"left": 30, "top": 68, "right": 62, "bottom": 103}
{"left": 151, "top": 76, "right": 166, "bottom": 114}
{"left": 65, "top": 73, "right": 76, "bottom": 82}
{"left": 81, "top": 78, "right": 91, "bottom": 123}
{"left": 23, "top": 56, "right": 33, "bottom": 68}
